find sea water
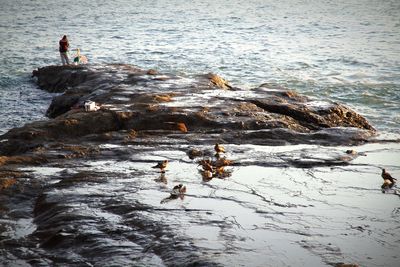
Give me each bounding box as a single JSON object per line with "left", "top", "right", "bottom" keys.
{"left": 1, "top": 0, "right": 399, "bottom": 135}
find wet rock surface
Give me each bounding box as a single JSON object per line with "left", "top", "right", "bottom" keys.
{"left": 1, "top": 64, "right": 399, "bottom": 266}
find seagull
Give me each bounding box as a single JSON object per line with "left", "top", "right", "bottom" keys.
{"left": 381, "top": 169, "right": 397, "bottom": 184}
{"left": 152, "top": 160, "right": 168, "bottom": 173}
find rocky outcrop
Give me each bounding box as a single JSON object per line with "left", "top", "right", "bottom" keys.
{"left": 0, "top": 65, "right": 390, "bottom": 267}
{"left": 0, "top": 64, "right": 375, "bottom": 157}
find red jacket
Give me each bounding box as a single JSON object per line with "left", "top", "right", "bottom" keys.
{"left": 59, "top": 39, "right": 69, "bottom": 53}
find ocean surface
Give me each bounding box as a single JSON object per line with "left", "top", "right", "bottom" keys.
{"left": 0, "top": 0, "right": 399, "bottom": 136}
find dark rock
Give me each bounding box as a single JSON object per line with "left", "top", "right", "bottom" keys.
{"left": 32, "top": 65, "right": 90, "bottom": 93}
{"left": 0, "top": 64, "right": 376, "bottom": 159}
{"left": 46, "top": 93, "right": 82, "bottom": 118}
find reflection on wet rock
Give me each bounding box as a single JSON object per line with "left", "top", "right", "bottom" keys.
{"left": 154, "top": 173, "right": 168, "bottom": 184}
{"left": 152, "top": 160, "right": 168, "bottom": 173}
{"left": 381, "top": 181, "right": 395, "bottom": 190}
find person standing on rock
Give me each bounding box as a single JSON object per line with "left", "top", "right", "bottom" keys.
{"left": 59, "top": 35, "right": 70, "bottom": 65}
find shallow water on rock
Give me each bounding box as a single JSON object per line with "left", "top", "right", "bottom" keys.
{"left": 2, "top": 141, "right": 399, "bottom": 266}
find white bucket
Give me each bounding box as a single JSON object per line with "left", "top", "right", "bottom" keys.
{"left": 84, "top": 101, "right": 98, "bottom": 111}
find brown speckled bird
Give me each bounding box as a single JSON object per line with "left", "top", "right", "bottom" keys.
{"left": 160, "top": 184, "right": 186, "bottom": 203}
{"left": 187, "top": 148, "right": 203, "bottom": 160}
{"left": 199, "top": 159, "right": 214, "bottom": 172}
{"left": 152, "top": 160, "right": 168, "bottom": 173}
{"left": 171, "top": 184, "right": 186, "bottom": 195}
{"left": 214, "top": 157, "right": 232, "bottom": 168}
{"left": 201, "top": 162, "right": 213, "bottom": 172}
{"left": 381, "top": 169, "right": 396, "bottom": 184}
{"left": 345, "top": 149, "right": 357, "bottom": 155}
{"left": 214, "top": 143, "right": 225, "bottom": 154}
{"left": 200, "top": 170, "right": 214, "bottom": 181}
{"left": 215, "top": 166, "right": 226, "bottom": 176}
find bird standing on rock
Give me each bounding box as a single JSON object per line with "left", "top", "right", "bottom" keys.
{"left": 171, "top": 184, "right": 186, "bottom": 196}
{"left": 198, "top": 159, "right": 213, "bottom": 172}
{"left": 161, "top": 184, "right": 186, "bottom": 203}
{"left": 214, "top": 157, "right": 232, "bottom": 168}
{"left": 381, "top": 168, "right": 397, "bottom": 185}
{"left": 187, "top": 148, "right": 203, "bottom": 160}
{"left": 152, "top": 160, "right": 168, "bottom": 173}
{"left": 345, "top": 149, "right": 357, "bottom": 155}
{"left": 214, "top": 143, "right": 225, "bottom": 154}
{"left": 200, "top": 170, "right": 213, "bottom": 181}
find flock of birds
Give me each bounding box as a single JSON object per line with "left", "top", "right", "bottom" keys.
{"left": 152, "top": 143, "right": 233, "bottom": 203}
{"left": 152, "top": 145, "right": 397, "bottom": 203}
{"left": 197, "top": 143, "right": 233, "bottom": 181}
